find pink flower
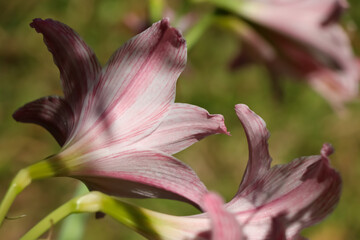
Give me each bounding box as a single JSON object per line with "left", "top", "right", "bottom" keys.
{"left": 230, "top": 0, "right": 359, "bottom": 109}
{"left": 140, "top": 104, "right": 341, "bottom": 239}
{"left": 13, "top": 18, "right": 228, "bottom": 208}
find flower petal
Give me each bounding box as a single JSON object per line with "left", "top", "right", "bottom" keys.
{"left": 67, "top": 148, "right": 207, "bottom": 208}
{"left": 240, "top": 0, "right": 348, "bottom": 63}
{"left": 203, "top": 193, "right": 242, "bottom": 240}
{"left": 239, "top": 0, "right": 359, "bottom": 105}
{"left": 226, "top": 144, "right": 341, "bottom": 239}
{"left": 134, "top": 103, "right": 229, "bottom": 155}
{"left": 234, "top": 104, "right": 272, "bottom": 192}
{"left": 12, "top": 96, "right": 74, "bottom": 146}
{"left": 30, "top": 18, "right": 102, "bottom": 117}
{"left": 73, "top": 18, "right": 187, "bottom": 149}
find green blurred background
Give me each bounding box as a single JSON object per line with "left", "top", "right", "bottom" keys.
{"left": 1, "top": 0, "right": 360, "bottom": 239}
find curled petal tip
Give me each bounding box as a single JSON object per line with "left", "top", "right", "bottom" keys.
{"left": 30, "top": 18, "right": 49, "bottom": 30}
{"left": 234, "top": 104, "right": 248, "bottom": 111}
{"left": 321, "top": 143, "right": 334, "bottom": 158}
{"left": 158, "top": 18, "right": 185, "bottom": 47}
{"left": 212, "top": 114, "right": 230, "bottom": 136}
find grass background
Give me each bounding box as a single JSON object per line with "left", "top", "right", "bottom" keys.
{"left": 0, "top": 0, "right": 360, "bottom": 239}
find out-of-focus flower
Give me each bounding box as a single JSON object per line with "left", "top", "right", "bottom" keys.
{"left": 13, "top": 18, "right": 228, "bottom": 208}
{"left": 131, "top": 104, "right": 341, "bottom": 239}
{"left": 227, "top": 0, "right": 359, "bottom": 109}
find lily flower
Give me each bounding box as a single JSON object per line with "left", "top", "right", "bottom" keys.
{"left": 22, "top": 104, "right": 341, "bottom": 240}
{"left": 225, "top": 0, "right": 359, "bottom": 109}
{"left": 138, "top": 104, "right": 341, "bottom": 239}
{"left": 0, "top": 18, "right": 228, "bottom": 224}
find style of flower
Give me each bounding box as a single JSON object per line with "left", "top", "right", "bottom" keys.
{"left": 228, "top": 0, "right": 359, "bottom": 109}
{"left": 131, "top": 104, "right": 341, "bottom": 239}
{"left": 12, "top": 18, "right": 228, "bottom": 208}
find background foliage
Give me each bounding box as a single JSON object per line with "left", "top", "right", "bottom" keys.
{"left": 0, "top": 0, "right": 359, "bottom": 239}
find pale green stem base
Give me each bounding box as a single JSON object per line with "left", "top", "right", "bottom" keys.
{"left": 21, "top": 192, "right": 162, "bottom": 240}
{"left": 57, "top": 183, "right": 89, "bottom": 240}
{"left": 0, "top": 160, "right": 56, "bottom": 227}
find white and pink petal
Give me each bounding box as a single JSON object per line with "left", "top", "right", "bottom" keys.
{"left": 203, "top": 192, "right": 242, "bottom": 240}
{"left": 64, "top": 148, "right": 208, "bottom": 209}
{"left": 71, "top": 19, "right": 187, "bottom": 150}
{"left": 134, "top": 103, "right": 229, "bottom": 155}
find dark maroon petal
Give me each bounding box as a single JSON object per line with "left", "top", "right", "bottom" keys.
{"left": 12, "top": 96, "right": 74, "bottom": 146}
{"left": 30, "top": 18, "right": 101, "bottom": 116}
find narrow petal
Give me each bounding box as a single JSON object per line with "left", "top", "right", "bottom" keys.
{"left": 66, "top": 148, "right": 207, "bottom": 208}
{"left": 30, "top": 18, "right": 102, "bottom": 116}
{"left": 74, "top": 18, "right": 187, "bottom": 149}
{"left": 12, "top": 96, "right": 74, "bottom": 146}
{"left": 203, "top": 193, "right": 242, "bottom": 240}
{"left": 134, "top": 103, "right": 229, "bottom": 155}
{"left": 234, "top": 104, "right": 272, "bottom": 192}
{"left": 226, "top": 144, "right": 341, "bottom": 239}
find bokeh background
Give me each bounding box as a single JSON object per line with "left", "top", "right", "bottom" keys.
{"left": 1, "top": 0, "right": 360, "bottom": 239}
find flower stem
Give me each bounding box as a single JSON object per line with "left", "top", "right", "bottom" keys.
{"left": 57, "top": 183, "right": 89, "bottom": 240}
{"left": 20, "top": 197, "right": 77, "bottom": 240}
{"left": 21, "top": 192, "right": 163, "bottom": 240}
{"left": 0, "top": 160, "right": 56, "bottom": 227}
{"left": 0, "top": 169, "right": 31, "bottom": 226}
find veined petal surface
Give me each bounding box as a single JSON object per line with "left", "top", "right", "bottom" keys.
{"left": 134, "top": 103, "right": 229, "bottom": 155}
{"left": 66, "top": 148, "right": 207, "bottom": 208}
{"left": 72, "top": 19, "right": 187, "bottom": 149}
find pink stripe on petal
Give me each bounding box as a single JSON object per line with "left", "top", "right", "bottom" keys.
{"left": 73, "top": 18, "right": 187, "bottom": 149}
{"left": 234, "top": 104, "right": 272, "bottom": 193}
{"left": 30, "top": 18, "right": 101, "bottom": 119}
{"left": 69, "top": 149, "right": 207, "bottom": 208}
{"left": 134, "top": 103, "right": 229, "bottom": 155}
{"left": 12, "top": 96, "right": 74, "bottom": 146}
{"left": 203, "top": 193, "right": 242, "bottom": 240}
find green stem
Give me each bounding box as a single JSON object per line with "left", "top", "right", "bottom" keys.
{"left": 58, "top": 183, "right": 89, "bottom": 240}
{"left": 21, "top": 192, "right": 163, "bottom": 240}
{"left": 0, "top": 169, "right": 31, "bottom": 226}
{"left": 0, "top": 160, "right": 56, "bottom": 227}
{"left": 184, "top": 12, "right": 214, "bottom": 50}
{"left": 20, "top": 197, "right": 77, "bottom": 240}
{"left": 101, "top": 196, "right": 161, "bottom": 239}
